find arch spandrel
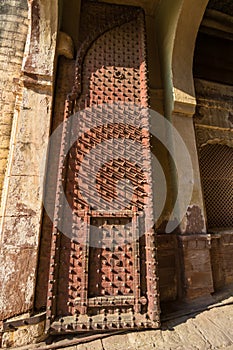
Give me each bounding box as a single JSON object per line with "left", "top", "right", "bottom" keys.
{"left": 172, "top": 0, "right": 209, "bottom": 114}
{"left": 155, "top": 0, "right": 209, "bottom": 116}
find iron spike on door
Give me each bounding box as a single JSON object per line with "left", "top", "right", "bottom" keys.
{"left": 46, "top": 1, "right": 160, "bottom": 333}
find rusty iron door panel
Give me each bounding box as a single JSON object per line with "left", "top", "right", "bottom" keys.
{"left": 88, "top": 217, "right": 137, "bottom": 299}
{"left": 45, "top": 1, "right": 160, "bottom": 333}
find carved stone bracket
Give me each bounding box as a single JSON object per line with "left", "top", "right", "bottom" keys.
{"left": 57, "top": 32, "right": 74, "bottom": 60}
{"left": 173, "top": 88, "right": 197, "bottom": 117}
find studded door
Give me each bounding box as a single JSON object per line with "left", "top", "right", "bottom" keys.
{"left": 46, "top": 1, "right": 160, "bottom": 333}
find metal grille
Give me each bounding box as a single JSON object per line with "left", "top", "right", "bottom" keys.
{"left": 199, "top": 143, "right": 233, "bottom": 228}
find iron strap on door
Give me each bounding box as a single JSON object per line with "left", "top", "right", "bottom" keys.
{"left": 45, "top": 1, "right": 160, "bottom": 333}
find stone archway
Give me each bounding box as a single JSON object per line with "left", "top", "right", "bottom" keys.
{"left": 155, "top": 0, "right": 214, "bottom": 301}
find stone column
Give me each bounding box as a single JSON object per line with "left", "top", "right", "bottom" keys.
{"left": 0, "top": 0, "right": 28, "bottom": 206}
{"left": 0, "top": 0, "right": 59, "bottom": 321}
{"left": 171, "top": 98, "right": 214, "bottom": 300}
{"left": 154, "top": 0, "right": 213, "bottom": 301}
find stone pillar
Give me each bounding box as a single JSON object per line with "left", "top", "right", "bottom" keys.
{"left": 178, "top": 234, "right": 213, "bottom": 299}
{"left": 0, "top": 0, "right": 59, "bottom": 321}
{"left": 0, "top": 0, "right": 28, "bottom": 205}
{"left": 171, "top": 100, "right": 214, "bottom": 300}
{"left": 154, "top": 0, "right": 213, "bottom": 300}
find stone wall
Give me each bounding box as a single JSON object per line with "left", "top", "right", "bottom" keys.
{"left": 194, "top": 79, "right": 233, "bottom": 292}
{"left": 0, "top": 0, "right": 59, "bottom": 321}
{"left": 0, "top": 0, "right": 28, "bottom": 205}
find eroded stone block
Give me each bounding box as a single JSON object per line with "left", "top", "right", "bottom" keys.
{"left": 0, "top": 247, "right": 38, "bottom": 320}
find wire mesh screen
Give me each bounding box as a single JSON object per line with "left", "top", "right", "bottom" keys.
{"left": 199, "top": 143, "right": 233, "bottom": 229}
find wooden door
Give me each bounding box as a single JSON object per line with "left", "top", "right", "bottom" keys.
{"left": 45, "top": 1, "right": 160, "bottom": 333}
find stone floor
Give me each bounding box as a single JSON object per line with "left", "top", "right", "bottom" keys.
{"left": 9, "top": 289, "right": 233, "bottom": 350}
{"left": 21, "top": 303, "right": 233, "bottom": 350}
{"left": 52, "top": 302, "right": 233, "bottom": 350}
